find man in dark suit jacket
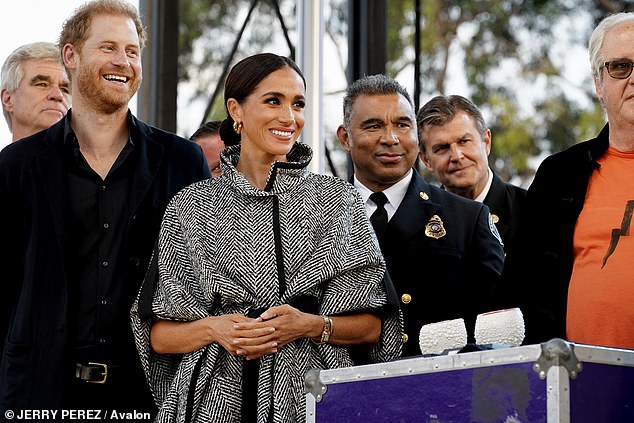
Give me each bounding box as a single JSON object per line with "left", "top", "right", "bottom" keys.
{"left": 0, "top": 0, "right": 210, "bottom": 414}
{"left": 337, "top": 75, "right": 504, "bottom": 357}
{"left": 417, "top": 95, "right": 526, "bottom": 252}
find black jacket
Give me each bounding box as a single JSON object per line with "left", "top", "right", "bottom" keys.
{"left": 483, "top": 172, "right": 527, "bottom": 253}
{"left": 382, "top": 171, "right": 504, "bottom": 356}
{"left": 502, "top": 125, "right": 609, "bottom": 344}
{"left": 0, "top": 113, "right": 211, "bottom": 409}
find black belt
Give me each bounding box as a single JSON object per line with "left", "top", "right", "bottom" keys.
{"left": 75, "top": 362, "right": 119, "bottom": 384}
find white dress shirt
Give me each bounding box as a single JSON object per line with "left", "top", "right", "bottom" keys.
{"left": 354, "top": 169, "right": 412, "bottom": 221}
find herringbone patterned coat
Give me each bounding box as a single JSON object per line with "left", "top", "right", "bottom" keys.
{"left": 131, "top": 143, "right": 402, "bottom": 423}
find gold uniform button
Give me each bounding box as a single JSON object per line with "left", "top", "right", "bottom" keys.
{"left": 402, "top": 333, "right": 409, "bottom": 343}
{"left": 401, "top": 293, "right": 412, "bottom": 304}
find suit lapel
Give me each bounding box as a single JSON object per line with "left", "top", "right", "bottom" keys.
{"left": 36, "top": 121, "right": 71, "bottom": 262}
{"left": 389, "top": 171, "right": 441, "bottom": 238}
{"left": 483, "top": 173, "right": 505, "bottom": 215}
{"left": 128, "top": 117, "right": 164, "bottom": 217}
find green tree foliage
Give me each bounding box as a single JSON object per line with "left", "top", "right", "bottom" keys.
{"left": 179, "top": 0, "right": 297, "bottom": 121}
{"left": 177, "top": 0, "right": 628, "bottom": 180}
{"left": 385, "top": 0, "right": 614, "bottom": 181}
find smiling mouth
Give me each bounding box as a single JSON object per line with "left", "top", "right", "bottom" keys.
{"left": 449, "top": 165, "right": 472, "bottom": 174}
{"left": 103, "top": 74, "right": 130, "bottom": 83}
{"left": 271, "top": 129, "right": 293, "bottom": 137}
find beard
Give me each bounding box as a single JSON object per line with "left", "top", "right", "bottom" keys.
{"left": 76, "top": 62, "right": 141, "bottom": 114}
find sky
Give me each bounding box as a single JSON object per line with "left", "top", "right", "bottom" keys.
{"left": 0, "top": 1, "right": 596, "bottom": 166}
{"left": 0, "top": 0, "right": 348, "bottom": 163}
{"left": 0, "top": 0, "right": 138, "bottom": 150}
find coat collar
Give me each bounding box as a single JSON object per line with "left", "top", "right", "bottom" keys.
{"left": 587, "top": 123, "right": 610, "bottom": 165}
{"left": 220, "top": 142, "right": 312, "bottom": 195}
{"left": 482, "top": 172, "right": 506, "bottom": 211}
{"left": 127, "top": 114, "right": 164, "bottom": 216}
{"left": 36, "top": 119, "right": 71, "bottom": 259}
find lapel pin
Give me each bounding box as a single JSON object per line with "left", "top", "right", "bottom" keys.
{"left": 491, "top": 214, "right": 499, "bottom": 224}
{"left": 419, "top": 191, "right": 429, "bottom": 201}
{"left": 425, "top": 214, "right": 446, "bottom": 239}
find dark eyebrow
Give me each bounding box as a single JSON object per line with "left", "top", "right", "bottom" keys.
{"left": 260, "top": 91, "right": 305, "bottom": 101}
{"left": 30, "top": 74, "right": 70, "bottom": 90}
{"left": 30, "top": 74, "right": 53, "bottom": 84}
{"left": 394, "top": 116, "right": 414, "bottom": 123}
{"left": 360, "top": 117, "right": 385, "bottom": 127}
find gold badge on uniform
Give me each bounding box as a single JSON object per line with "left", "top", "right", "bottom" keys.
{"left": 425, "top": 214, "right": 446, "bottom": 239}
{"left": 419, "top": 191, "right": 429, "bottom": 201}
{"left": 491, "top": 214, "right": 499, "bottom": 224}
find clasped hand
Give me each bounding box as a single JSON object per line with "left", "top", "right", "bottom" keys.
{"left": 216, "top": 304, "right": 319, "bottom": 360}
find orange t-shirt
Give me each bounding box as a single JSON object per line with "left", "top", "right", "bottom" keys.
{"left": 567, "top": 147, "right": 634, "bottom": 349}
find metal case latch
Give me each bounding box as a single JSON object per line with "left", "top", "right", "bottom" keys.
{"left": 533, "top": 338, "right": 583, "bottom": 379}
{"left": 305, "top": 368, "right": 328, "bottom": 402}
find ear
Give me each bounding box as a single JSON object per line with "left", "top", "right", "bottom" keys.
{"left": 62, "top": 44, "right": 78, "bottom": 72}
{"left": 226, "top": 98, "right": 241, "bottom": 122}
{"left": 594, "top": 74, "right": 605, "bottom": 104}
{"left": 1, "top": 88, "right": 13, "bottom": 113}
{"left": 336, "top": 125, "right": 351, "bottom": 152}
{"left": 419, "top": 151, "right": 433, "bottom": 171}
{"left": 482, "top": 128, "right": 492, "bottom": 156}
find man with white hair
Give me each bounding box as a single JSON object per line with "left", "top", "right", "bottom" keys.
{"left": 1, "top": 42, "right": 70, "bottom": 141}
{"left": 503, "top": 12, "right": 634, "bottom": 350}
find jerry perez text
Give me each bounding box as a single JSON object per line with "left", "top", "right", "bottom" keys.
{"left": 4, "top": 409, "right": 151, "bottom": 420}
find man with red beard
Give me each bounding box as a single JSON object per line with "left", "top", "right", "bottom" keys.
{"left": 0, "top": 0, "right": 210, "bottom": 416}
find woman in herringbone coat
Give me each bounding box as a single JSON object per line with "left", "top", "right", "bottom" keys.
{"left": 131, "top": 53, "right": 402, "bottom": 423}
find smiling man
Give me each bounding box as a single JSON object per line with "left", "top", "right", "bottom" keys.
{"left": 1, "top": 41, "right": 71, "bottom": 141}
{"left": 417, "top": 95, "right": 527, "bottom": 252}
{"left": 337, "top": 74, "right": 504, "bottom": 357}
{"left": 503, "top": 12, "right": 634, "bottom": 350}
{"left": 0, "top": 0, "right": 210, "bottom": 415}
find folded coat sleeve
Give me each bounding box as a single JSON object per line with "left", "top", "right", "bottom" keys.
{"left": 131, "top": 193, "right": 210, "bottom": 407}
{"left": 316, "top": 185, "right": 403, "bottom": 363}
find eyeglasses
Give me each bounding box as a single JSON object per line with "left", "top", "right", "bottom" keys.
{"left": 603, "top": 59, "right": 634, "bottom": 79}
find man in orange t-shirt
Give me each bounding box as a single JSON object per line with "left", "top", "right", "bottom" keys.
{"left": 502, "top": 12, "right": 634, "bottom": 349}
{"left": 567, "top": 148, "right": 634, "bottom": 348}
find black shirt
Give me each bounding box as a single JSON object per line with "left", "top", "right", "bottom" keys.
{"left": 64, "top": 118, "right": 137, "bottom": 362}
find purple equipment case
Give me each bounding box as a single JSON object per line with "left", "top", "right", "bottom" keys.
{"left": 304, "top": 339, "right": 634, "bottom": 422}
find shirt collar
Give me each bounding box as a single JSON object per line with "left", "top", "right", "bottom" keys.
{"left": 474, "top": 167, "right": 494, "bottom": 203}
{"left": 62, "top": 108, "right": 136, "bottom": 148}
{"left": 354, "top": 168, "right": 412, "bottom": 220}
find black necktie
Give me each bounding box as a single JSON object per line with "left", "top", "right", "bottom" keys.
{"left": 369, "top": 191, "right": 389, "bottom": 241}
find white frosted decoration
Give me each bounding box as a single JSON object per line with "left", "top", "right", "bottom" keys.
{"left": 475, "top": 308, "right": 525, "bottom": 346}
{"left": 419, "top": 318, "right": 468, "bottom": 355}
